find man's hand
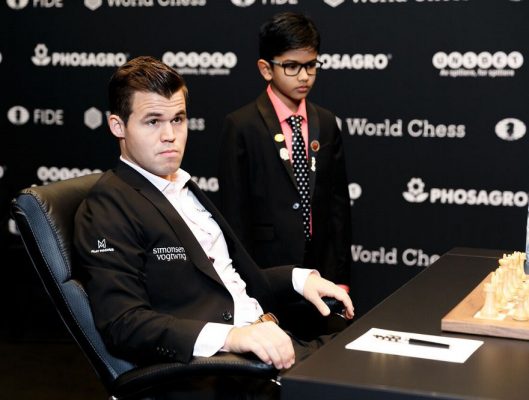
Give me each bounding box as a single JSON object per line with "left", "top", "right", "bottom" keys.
{"left": 223, "top": 322, "right": 295, "bottom": 369}
{"left": 303, "top": 272, "right": 354, "bottom": 319}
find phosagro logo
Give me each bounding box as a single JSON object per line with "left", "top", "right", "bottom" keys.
{"left": 162, "top": 51, "right": 237, "bottom": 76}
{"left": 403, "top": 177, "right": 528, "bottom": 207}
{"left": 345, "top": 118, "right": 465, "bottom": 139}
{"left": 31, "top": 43, "right": 128, "bottom": 67}
{"left": 495, "top": 118, "right": 526, "bottom": 141}
{"left": 0, "top": 165, "right": 5, "bottom": 179}
{"left": 37, "top": 166, "right": 102, "bottom": 184}
{"left": 7, "top": 106, "right": 31, "bottom": 125}
{"left": 319, "top": 53, "right": 391, "bottom": 70}
{"left": 433, "top": 51, "right": 524, "bottom": 78}
{"left": 348, "top": 182, "right": 362, "bottom": 206}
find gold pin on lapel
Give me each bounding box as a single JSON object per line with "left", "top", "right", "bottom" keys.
{"left": 274, "top": 133, "right": 285, "bottom": 143}
{"left": 310, "top": 140, "right": 320, "bottom": 152}
{"left": 280, "top": 148, "right": 289, "bottom": 161}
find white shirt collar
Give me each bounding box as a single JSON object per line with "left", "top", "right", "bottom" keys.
{"left": 119, "top": 156, "right": 191, "bottom": 194}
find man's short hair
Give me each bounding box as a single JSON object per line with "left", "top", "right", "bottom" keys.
{"left": 259, "top": 12, "right": 320, "bottom": 61}
{"left": 108, "top": 56, "right": 187, "bottom": 125}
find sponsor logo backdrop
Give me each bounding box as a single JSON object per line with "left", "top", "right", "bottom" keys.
{"left": 1, "top": 1, "right": 528, "bottom": 315}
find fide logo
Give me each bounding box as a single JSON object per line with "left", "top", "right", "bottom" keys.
{"left": 6, "top": 0, "right": 30, "bottom": 9}
{"left": 7, "top": 106, "right": 31, "bottom": 125}
{"left": 231, "top": 0, "right": 256, "bottom": 6}
{"left": 403, "top": 178, "right": 429, "bottom": 203}
{"left": 495, "top": 118, "right": 526, "bottom": 141}
{"left": 348, "top": 183, "right": 362, "bottom": 206}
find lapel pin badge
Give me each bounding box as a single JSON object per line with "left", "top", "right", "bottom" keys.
{"left": 311, "top": 156, "right": 316, "bottom": 172}
{"left": 274, "top": 133, "right": 285, "bottom": 142}
{"left": 280, "top": 147, "right": 289, "bottom": 161}
{"left": 310, "top": 140, "right": 320, "bottom": 152}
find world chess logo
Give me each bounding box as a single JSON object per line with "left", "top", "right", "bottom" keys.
{"left": 323, "top": 0, "right": 345, "bottom": 7}
{"left": 32, "top": 44, "right": 51, "bottom": 66}
{"left": 495, "top": 118, "right": 526, "bottom": 141}
{"left": 230, "top": 0, "right": 256, "bottom": 6}
{"left": 84, "top": 107, "right": 103, "bottom": 130}
{"left": 7, "top": 105, "right": 30, "bottom": 125}
{"left": 403, "top": 178, "right": 429, "bottom": 203}
{"left": 85, "top": 0, "right": 103, "bottom": 10}
{"left": 6, "top": 0, "right": 30, "bottom": 9}
{"left": 348, "top": 182, "right": 362, "bottom": 206}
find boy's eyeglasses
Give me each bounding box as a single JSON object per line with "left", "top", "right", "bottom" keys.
{"left": 269, "top": 60, "right": 322, "bottom": 76}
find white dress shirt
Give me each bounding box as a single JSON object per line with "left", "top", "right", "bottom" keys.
{"left": 120, "top": 158, "right": 312, "bottom": 356}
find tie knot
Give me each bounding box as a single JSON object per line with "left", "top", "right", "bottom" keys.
{"left": 287, "top": 115, "right": 303, "bottom": 130}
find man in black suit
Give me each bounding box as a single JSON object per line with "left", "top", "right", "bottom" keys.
{"left": 73, "top": 56, "right": 353, "bottom": 397}
{"left": 219, "top": 12, "right": 351, "bottom": 286}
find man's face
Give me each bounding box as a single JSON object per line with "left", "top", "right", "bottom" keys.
{"left": 265, "top": 48, "right": 318, "bottom": 112}
{"left": 110, "top": 89, "right": 188, "bottom": 181}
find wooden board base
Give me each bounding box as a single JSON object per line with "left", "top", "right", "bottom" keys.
{"left": 441, "top": 273, "right": 529, "bottom": 340}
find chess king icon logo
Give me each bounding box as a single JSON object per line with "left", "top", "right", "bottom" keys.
{"left": 7, "top": 0, "right": 30, "bottom": 9}
{"left": 495, "top": 118, "right": 526, "bottom": 141}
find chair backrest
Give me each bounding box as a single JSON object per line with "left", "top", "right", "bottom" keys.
{"left": 10, "top": 173, "right": 134, "bottom": 391}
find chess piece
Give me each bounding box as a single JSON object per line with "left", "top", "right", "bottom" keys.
{"left": 513, "top": 297, "right": 529, "bottom": 321}
{"left": 480, "top": 282, "right": 498, "bottom": 319}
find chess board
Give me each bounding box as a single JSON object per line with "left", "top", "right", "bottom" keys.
{"left": 441, "top": 272, "right": 529, "bottom": 340}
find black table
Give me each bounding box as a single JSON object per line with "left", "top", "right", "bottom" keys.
{"left": 281, "top": 247, "right": 529, "bottom": 400}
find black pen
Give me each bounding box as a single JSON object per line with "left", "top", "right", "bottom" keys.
{"left": 373, "top": 334, "right": 450, "bottom": 349}
{"left": 408, "top": 338, "right": 450, "bottom": 349}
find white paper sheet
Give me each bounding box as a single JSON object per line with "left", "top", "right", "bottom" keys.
{"left": 346, "top": 328, "right": 483, "bottom": 363}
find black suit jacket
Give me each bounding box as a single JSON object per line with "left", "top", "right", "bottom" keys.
{"left": 74, "top": 162, "right": 297, "bottom": 365}
{"left": 219, "top": 92, "right": 351, "bottom": 283}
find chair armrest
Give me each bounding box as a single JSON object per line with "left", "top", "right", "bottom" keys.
{"left": 111, "top": 352, "right": 276, "bottom": 400}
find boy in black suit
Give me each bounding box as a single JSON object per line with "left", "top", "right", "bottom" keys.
{"left": 219, "top": 13, "right": 352, "bottom": 320}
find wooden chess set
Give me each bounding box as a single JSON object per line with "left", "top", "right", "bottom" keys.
{"left": 441, "top": 251, "right": 529, "bottom": 340}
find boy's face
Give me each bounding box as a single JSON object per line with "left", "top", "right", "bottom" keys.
{"left": 260, "top": 48, "right": 318, "bottom": 112}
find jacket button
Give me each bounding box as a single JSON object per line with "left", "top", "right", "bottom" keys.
{"left": 222, "top": 311, "right": 233, "bottom": 321}
{"left": 292, "top": 202, "right": 300, "bottom": 210}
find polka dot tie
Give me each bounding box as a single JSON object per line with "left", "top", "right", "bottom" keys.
{"left": 286, "top": 115, "right": 311, "bottom": 242}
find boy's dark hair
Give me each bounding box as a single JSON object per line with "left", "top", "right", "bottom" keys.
{"left": 259, "top": 12, "right": 320, "bottom": 61}
{"left": 108, "top": 56, "right": 187, "bottom": 125}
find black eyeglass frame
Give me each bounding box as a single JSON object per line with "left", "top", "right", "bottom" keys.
{"left": 268, "top": 59, "right": 322, "bottom": 76}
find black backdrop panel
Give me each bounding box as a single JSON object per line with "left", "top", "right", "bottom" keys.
{"left": 1, "top": 0, "right": 528, "bottom": 323}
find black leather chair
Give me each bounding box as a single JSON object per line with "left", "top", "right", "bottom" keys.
{"left": 10, "top": 173, "right": 276, "bottom": 400}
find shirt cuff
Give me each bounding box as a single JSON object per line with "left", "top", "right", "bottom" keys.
{"left": 193, "top": 322, "right": 234, "bottom": 357}
{"left": 292, "top": 267, "right": 319, "bottom": 295}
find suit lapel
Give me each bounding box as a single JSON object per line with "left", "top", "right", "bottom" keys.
{"left": 306, "top": 101, "right": 320, "bottom": 201}
{"left": 114, "top": 162, "right": 225, "bottom": 287}
{"left": 256, "top": 92, "right": 298, "bottom": 189}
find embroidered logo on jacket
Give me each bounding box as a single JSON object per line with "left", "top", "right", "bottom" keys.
{"left": 90, "top": 238, "right": 115, "bottom": 253}
{"left": 152, "top": 246, "right": 187, "bottom": 261}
